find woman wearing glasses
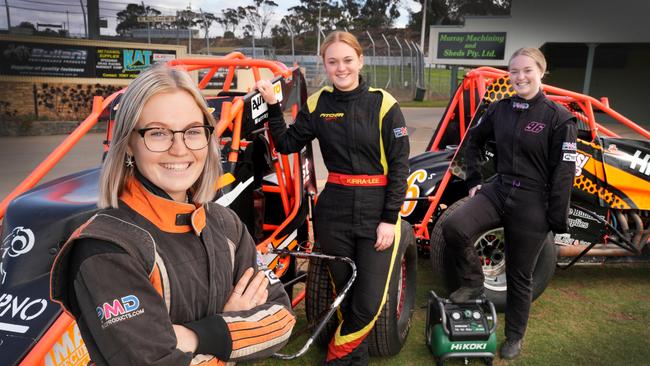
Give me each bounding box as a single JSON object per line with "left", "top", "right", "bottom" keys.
{"left": 50, "top": 64, "right": 295, "bottom": 365}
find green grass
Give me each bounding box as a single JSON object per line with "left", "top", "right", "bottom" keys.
{"left": 244, "top": 260, "right": 650, "bottom": 365}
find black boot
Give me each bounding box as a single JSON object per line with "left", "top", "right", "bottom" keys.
{"left": 500, "top": 338, "right": 523, "bottom": 359}
{"left": 449, "top": 285, "right": 484, "bottom": 303}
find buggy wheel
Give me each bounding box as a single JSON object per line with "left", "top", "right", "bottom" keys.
{"left": 368, "top": 221, "right": 417, "bottom": 357}
{"left": 305, "top": 248, "right": 338, "bottom": 349}
{"left": 430, "top": 198, "right": 557, "bottom": 311}
{"left": 304, "top": 221, "right": 417, "bottom": 356}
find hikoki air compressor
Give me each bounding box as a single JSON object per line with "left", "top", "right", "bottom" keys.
{"left": 425, "top": 290, "right": 497, "bottom": 366}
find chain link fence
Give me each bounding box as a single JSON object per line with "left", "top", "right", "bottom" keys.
{"left": 275, "top": 35, "right": 462, "bottom": 102}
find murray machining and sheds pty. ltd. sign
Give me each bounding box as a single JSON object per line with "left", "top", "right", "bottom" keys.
{"left": 437, "top": 32, "right": 507, "bottom": 60}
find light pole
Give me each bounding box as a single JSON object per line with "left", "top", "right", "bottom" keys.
{"left": 420, "top": 0, "right": 427, "bottom": 52}
{"left": 316, "top": 0, "right": 322, "bottom": 55}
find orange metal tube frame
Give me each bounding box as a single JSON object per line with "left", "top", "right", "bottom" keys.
{"left": 19, "top": 312, "right": 75, "bottom": 366}
{"left": 0, "top": 94, "right": 119, "bottom": 219}
{"left": 416, "top": 66, "right": 650, "bottom": 242}
{"left": 6, "top": 53, "right": 307, "bottom": 365}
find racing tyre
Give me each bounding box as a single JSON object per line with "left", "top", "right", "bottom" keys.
{"left": 368, "top": 221, "right": 417, "bottom": 357}
{"left": 430, "top": 197, "right": 557, "bottom": 311}
{"left": 305, "top": 221, "right": 417, "bottom": 356}
{"left": 305, "top": 246, "right": 339, "bottom": 349}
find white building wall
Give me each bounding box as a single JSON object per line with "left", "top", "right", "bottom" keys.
{"left": 428, "top": 0, "right": 650, "bottom": 66}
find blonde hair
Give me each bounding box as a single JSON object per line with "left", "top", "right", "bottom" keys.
{"left": 98, "top": 63, "right": 221, "bottom": 208}
{"left": 509, "top": 47, "right": 547, "bottom": 75}
{"left": 320, "top": 31, "right": 363, "bottom": 59}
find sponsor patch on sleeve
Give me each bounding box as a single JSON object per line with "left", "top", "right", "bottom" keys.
{"left": 393, "top": 127, "right": 408, "bottom": 138}
{"left": 562, "top": 142, "right": 577, "bottom": 151}
{"left": 96, "top": 295, "right": 144, "bottom": 329}
{"left": 563, "top": 153, "right": 577, "bottom": 162}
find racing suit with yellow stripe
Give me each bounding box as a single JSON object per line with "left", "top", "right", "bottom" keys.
{"left": 266, "top": 78, "right": 409, "bottom": 363}
{"left": 51, "top": 176, "right": 295, "bottom": 365}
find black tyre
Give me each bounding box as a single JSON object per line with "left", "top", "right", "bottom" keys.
{"left": 368, "top": 221, "right": 417, "bottom": 357}
{"left": 430, "top": 197, "right": 557, "bottom": 311}
{"left": 304, "top": 221, "right": 417, "bottom": 356}
{"left": 305, "top": 248, "right": 339, "bottom": 349}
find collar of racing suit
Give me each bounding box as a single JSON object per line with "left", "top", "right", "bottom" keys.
{"left": 332, "top": 76, "right": 368, "bottom": 101}
{"left": 119, "top": 173, "right": 206, "bottom": 235}
{"left": 512, "top": 89, "right": 545, "bottom": 110}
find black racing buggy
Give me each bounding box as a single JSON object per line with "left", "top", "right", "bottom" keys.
{"left": 0, "top": 53, "right": 416, "bottom": 365}
{"left": 400, "top": 67, "right": 650, "bottom": 310}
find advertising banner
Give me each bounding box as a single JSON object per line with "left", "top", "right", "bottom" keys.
{"left": 0, "top": 40, "right": 177, "bottom": 79}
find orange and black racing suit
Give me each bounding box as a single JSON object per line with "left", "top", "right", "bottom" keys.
{"left": 267, "top": 78, "right": 409, "bottom": 364}
{"left": 51, "top": 176, "right": 295, "bottom": 365}
{"left": 443, "top": 91, "right": 577, "bottom": 341}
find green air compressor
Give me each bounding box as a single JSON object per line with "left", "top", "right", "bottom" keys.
{"left": 425, "top": 290, "right": 497, "bottom": 366}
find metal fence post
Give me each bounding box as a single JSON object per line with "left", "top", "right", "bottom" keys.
{"left": 381, "top": 33, "right": 391, "bottom": 88}
{"left": 405, "top": 40, "right": 414, "bottom": 93}
{"left": 366, "top": 31, "right": 376, "bottom": 86}
{"left": 394, "top": 36, "right": 404, "bottom": 87}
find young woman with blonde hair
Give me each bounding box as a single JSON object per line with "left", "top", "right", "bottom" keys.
{"left": 51, "top": 64, "right": 295, "bottom": 365}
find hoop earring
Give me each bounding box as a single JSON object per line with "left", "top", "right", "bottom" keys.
{"left": 125, "top": 155, "right": 134, "bottom": 167}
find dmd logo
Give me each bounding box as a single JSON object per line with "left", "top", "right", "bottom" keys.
{"left": 450, "top": 343, "right": 487, "bottom": 351}
{"left": 96, "top": 295, "right": 143, "bottom": 329}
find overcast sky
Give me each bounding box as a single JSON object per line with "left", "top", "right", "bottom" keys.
{"left": 1, "top": 0, "right": 422, "bottom": 37}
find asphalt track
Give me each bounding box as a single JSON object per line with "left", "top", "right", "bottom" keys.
{"left": 0, "top": 107, "right": 443, "bottom": 201}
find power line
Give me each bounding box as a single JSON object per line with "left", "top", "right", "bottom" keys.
{"left": 8, "top": 4, "right": 84, "bottom": 14}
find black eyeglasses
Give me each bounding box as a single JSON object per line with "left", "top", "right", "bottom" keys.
{"left": 135, "top": 125, "right": 214, "bottom": 152}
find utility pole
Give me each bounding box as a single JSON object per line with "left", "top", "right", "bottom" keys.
{"left": 282, "top": 17, "right": 295, "bottom": 64}
{"left": 79, "top": 0, "right": 87, "bottom": 38}
{"left": 142, "top": 2, "right": 151, "bottom": 43}
{"left": 200, "top": 8, "right": 209, "bottom": 55}
{"left": 420, "top": 0, "right": 427, "bottom": 52}
{"left": 4, "top": 0, "right": 11, "bottom": 32}
{"left": 66, "top": 11, "right": 70, "bottom": 32}
{"left": 87, "top": 0, "right": 99, "bottom": 39}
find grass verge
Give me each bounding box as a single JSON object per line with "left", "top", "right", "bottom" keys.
{"left": 246, "top": 259, "right": 650, "bottom": 365}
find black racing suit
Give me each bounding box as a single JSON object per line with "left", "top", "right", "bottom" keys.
{"left": 443, "top": 91, "right": 577, "bottom": 340}
{"left": 51, "top": 176, "right": 295, "bottom": 365}
{"left": 266, "top": 79, "right": 409, "bottom": 363}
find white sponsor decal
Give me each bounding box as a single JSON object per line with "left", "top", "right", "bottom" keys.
{"left": 575, "top": 153, "right": 590, "bottom": 177}
{"left": 0, "top": 292, "right": 48, "bottom": 333}
{"left": 1, "top": 226, "right": 36, "bottom": 285}
{"left": 251, "top": 80, "right": 283, "bottom": 124}
{"left": 567, "top": 217, "right": 590, "bottom": 229}
{"left": 563, "top": 153, "right": 576, "bottom": 162}
{"left": 630, "top": 150, "right": 650, "bottom": 176}
{"left": 562, "top": 142, "right": 577, "bottom": 151}
{"left": 152, "top": 53, "right": 175, "bottom": 62}
{"left": 450, "top": 343, "right": 487, "bottom": 351}
{"left": 215, "top": 177, "right": 254, "bottom": 207}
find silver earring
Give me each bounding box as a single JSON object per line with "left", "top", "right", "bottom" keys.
{"left": 125, "top": 155, "right": 134, "bottom": 167}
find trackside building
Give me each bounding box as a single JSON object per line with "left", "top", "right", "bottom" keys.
{"left": 427, "top": 0, "right": 650, "bottom": 129}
